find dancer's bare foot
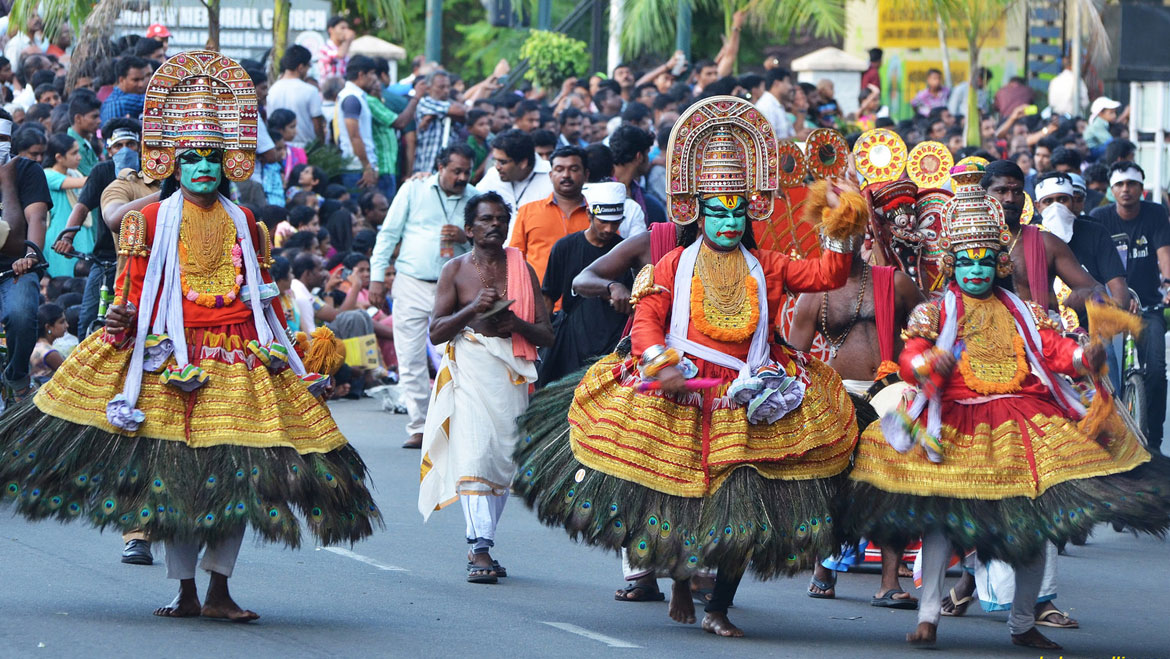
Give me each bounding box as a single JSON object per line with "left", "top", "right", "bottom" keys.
{"left": 701, "top": 612, "right": 744, "bottom": 637}
{"left": 690, "top": 573, "right": 715, "bottom": 603}
{"left": 668, "top": 579, "right": 695, "bottom": 624}
{"left": 906, "top": 622, "right": 937, "bottom": 645}
{"left": 201, "top": 572, "right": 259, "bottom": 622}
{"left": 1011, "top": 627, "right": 1061, "bottom": 650}
{"left": 898, "top": 564, "right": 913, "bottom": 578}
{"left": 153, "top": 580, "right": 201, "bottom": 618}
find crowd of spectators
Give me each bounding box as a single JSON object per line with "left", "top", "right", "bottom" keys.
{"left": 0, "top": 14, "right": 1162, "bottom": 419}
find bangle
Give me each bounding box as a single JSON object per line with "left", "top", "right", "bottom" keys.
{"left": 638, "top": 344, "right": 680, "bottom": 379}
{"left": 606, "top": 281, "right": 619, "bottom": 298}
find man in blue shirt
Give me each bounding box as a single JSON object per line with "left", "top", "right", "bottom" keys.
{"left": 100, "top": 57, "right": 151, "bottom": 123}
{"left": 369, "top": 143, "right": 477, "bottom": 448}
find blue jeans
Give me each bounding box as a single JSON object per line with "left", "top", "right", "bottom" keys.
{"left": 1138, "top": 309, "right": 1167, "bottom": 451}
{"left": 78, "top": 264, "right": 104, "bottom": 337}
{"left": 340, "top": 172, "right": 397, "bottom": 201}
{"left": 1, "top": 273, "right": 42, "bottom": 389}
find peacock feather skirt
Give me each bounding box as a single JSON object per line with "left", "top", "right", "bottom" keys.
{"left": 0, "top": 325, "right": 380, "bottom": 548}
{"left": 514, "top": 349, "right": 858, "bottom": 580}
{"left": 841, "top": 392, "right": 1170, "bottom": 565}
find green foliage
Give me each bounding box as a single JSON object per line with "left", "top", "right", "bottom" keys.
{"left": 332, "top": 0, "right": 406, "bottom": 39}
{"left": 620, "top": 0, "right": 845, "bottom": 61}
{"left": 305, "top": 140, "right": 353, "bottom": 180}
{"left": 518, "top": 30, "right": 588, "bottom": 92}
{"left": 453, "top": 21, "right": 530, "bottom": 83}
{"left": 8, "top": 0, "right": 93, "bottom": 41}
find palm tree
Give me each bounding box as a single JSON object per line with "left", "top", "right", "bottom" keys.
{"left": 620, "top": 0, "right": 845, "bottom": 62}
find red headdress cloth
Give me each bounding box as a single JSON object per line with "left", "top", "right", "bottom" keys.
{"left": 141, "top": 50, "right": 259, "bottom": 182}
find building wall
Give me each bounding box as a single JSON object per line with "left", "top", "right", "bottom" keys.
{"left": 843, "top": 0, "right": 1028, "bottom": 120}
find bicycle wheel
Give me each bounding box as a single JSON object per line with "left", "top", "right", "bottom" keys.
{"left": 1123, "top": 372, "right": 1149, "bottom": 440}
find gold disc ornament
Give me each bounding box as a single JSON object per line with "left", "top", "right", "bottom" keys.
{"left": 906, "top": 141, "right": 954, "bottom": 189}
{"left": 853, "top": 129, "right": 907, "bottom": 185}
{"left": 804, "top": 128, "right": 849, "bottom": 180}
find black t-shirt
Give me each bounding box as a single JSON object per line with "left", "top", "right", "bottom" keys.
{"left": 1090, "top": 201, "right": 1170, "bottom": 307}
{"left": 0, "top": 157, "right": 53, "bottom": 270}
{"left": 1068, "top": 217, "right": 1127, "bottom": 326}
{"left": 538, "top": 231, "right": 632, "bottom": 386}
{"left": 76, "top": 160, "right": 118, "bottom": 259}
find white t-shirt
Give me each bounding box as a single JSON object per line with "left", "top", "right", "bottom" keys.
{"left": 268, "top": 77, "right": 324, "bottom": 148}
{"left": 289, "top": 278, "right": 318, "bottom": 332}
{"left": 477, "top": 157, "right": 554, "bottom": 236}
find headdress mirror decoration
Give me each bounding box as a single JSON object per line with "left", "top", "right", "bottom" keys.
{"left": 804, "top": 128, "right": 849, "bottom": 180}
{"left": 665, "top": 95, "right": 779, "bottom": 225}
{"left": 905, "top": 141, "right": 954, "bottom": 189}
{"left": 775, "top": 140, "right": 808, "bottom": 188}
{"left": 141, "top": 50, "right": 258, "bottom": 182}
{"left": 939, "top": 159, "right": 1012, "bottom": 280}
{"left": 852, "top": 128, "right": 906, "bottom": 186}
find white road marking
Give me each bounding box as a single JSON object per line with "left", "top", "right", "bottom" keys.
{"left": 316, "top": 546, "right": 409, "bottom": 572}
{"left": 541, "top": 622, "right": 641, "bottom": 648}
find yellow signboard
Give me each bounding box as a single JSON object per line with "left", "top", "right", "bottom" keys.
{"left": 905, "top": 60, "right": 969, "bottom": 92}
{"left": 878, "top": 0, "right": 1005, "bottom": 49}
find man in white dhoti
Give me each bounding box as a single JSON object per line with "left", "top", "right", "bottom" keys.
{"left": 419, "top": 191, "right": 553, "bottom": 584}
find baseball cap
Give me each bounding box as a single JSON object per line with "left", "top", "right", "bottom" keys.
{"left": 582, "top": 182, "right": 627, "bottom": 222}
{"left": 145, "top": 24, "right": 172, "bottom": 39}
{"left": 1089, "top": 96, "right": 1121, "bottom": 120}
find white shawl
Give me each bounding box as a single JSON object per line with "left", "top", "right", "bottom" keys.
{"left": 109, "top": 192, "right": 306, "bottom": 429}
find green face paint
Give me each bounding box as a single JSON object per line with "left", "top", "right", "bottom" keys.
{"left": 954, "top": 248, "right": 997, "bottom": 296}
{"left": 178, "top": 149, "right": 223, "bottom": 195}
{"left": 700, "top": 195, "right": 747, "bottom": 250}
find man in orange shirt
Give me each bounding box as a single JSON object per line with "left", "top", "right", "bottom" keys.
{"left": 508, "top": 146, "right": 590, "bottom": 284}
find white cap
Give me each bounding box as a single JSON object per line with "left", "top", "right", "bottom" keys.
{"left": 583, "top": 181, "right": 627, "bottom": 222}
{"left": 1068, "top": 172, "right": 1086, "bottom": 194}
{"left": 1035, "top": 174, "right": 1075, "bottom": 201}
{"left": 1089, "top": 96, "right": 1121, "bottom": 120}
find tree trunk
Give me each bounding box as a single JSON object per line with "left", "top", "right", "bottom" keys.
{"left": 966, "top": 45, "right": 980, "bottom": 147}
{"left": 204, "top": 0, "right": 221, "bottom": 51}
{"left": 272, "top": 0, "right": 290, "bottom": 80}
{"left": 935, "top": 13, "right": 952, "bottom": 88}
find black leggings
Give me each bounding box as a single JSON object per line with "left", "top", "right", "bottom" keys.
{"left": 704, "top": 565, "right": 745, "bottom": 614}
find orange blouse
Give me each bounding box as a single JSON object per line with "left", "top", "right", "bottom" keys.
{"left": 631, "top": 246, "right": 851, "bottom": 360}
{"left": 117, "top": 201, "right": 286, "bottom": 329}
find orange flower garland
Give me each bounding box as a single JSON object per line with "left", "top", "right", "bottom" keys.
{"left": 690, "top": 275, "right": 759, "bottom": 343}
{"left": 958, "top": 332, "right": 1029, "bottom": 395}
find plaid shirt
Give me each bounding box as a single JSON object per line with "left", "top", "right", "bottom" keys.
{"left": 100, "top": 87, "right": 145, "bottom": 124}
{"left": 412, "top": 96, "right": 452, "bottom": 174}
{"left": 365, "top": 94, "right": 400, "bottom": 177}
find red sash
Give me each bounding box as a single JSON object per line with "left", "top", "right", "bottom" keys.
{"left": 1020, "top": 224, "right": 1049, "bottom": 309}
{"left": 871, "top": 265, "right": 896, "bottom": 363}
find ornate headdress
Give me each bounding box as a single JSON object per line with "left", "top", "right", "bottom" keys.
{"left": 141, "top": 51, "right": 258, "bottom": 182}
{"left": 939, "top": 158, "right": 1012, "bottom": 279}
{"left": 665, "top": 96, "right": 778, "bottom": 225}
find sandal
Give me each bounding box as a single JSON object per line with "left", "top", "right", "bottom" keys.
{"left": 615, "top": 582, "right": 665, "bottom": 602}
{"left": 871, "top": 589, "right": 919, "bottom": 609}
{"left": 465, "top": 560, "right": 506, "bottom": 578}
{"left": 466, "top": 564, "right": 498, "bottom": 584}
{"left": 1035, "top": 608, "right": 1079, "bottom": 628}
{"left": 807, "top": 572, "right": 836, "bottom": 599}
{"left": 940, "top": 587, "right": 974, "bottom": 617}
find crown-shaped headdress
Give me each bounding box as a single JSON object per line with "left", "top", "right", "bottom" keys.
{"left": 665, "top": 96, "right": 778, "bottom": 225}
{"left": 939, "top": 157, "right": 1012, "bottom": 278}
{"left": 141, "top": 51, "right": 258, "bottom": 182}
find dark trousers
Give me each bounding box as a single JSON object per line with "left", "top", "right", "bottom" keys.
{"left": 1139, "top": 309, "right": 1167, "bottom": 451}
{"left": 704, "top": 564, "right": 745, "bottom": 614}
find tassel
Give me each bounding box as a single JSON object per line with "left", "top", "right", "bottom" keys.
{"left": 303, "top": 327, "right": 345, "bottom": 376}
{"left": 801, "top": 180, "right": 869, "bottom": 241}
{"left": 1086, "top": 299, "right": 1142, "bottom": 344}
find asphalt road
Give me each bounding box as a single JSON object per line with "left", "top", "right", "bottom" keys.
{"left": 2, "top": 398, "right": 1168, "bottom": 659}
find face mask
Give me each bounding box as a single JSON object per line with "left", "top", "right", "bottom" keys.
{"left": 1039, "top": 201, "right": 1076, "bottom": 243}
{"left": 954, "top": 248, "right": 997, "bottom": 296}
{"left": 113, "top": 146, "right": 140, "bottom": 173}
{"left": 700, "top": 195, "right": 747, "bottom": 249}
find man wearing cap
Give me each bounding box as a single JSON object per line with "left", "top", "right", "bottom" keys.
{"left": 144, "top": 24, "right": 171, "bottom": 54}
{"left": 537, "top": 180, "right": 633, "bottom": 387}
{"left": 1091, "top": 161, "right": 1170, "bottom": 453}
{"left": 1086, "top": 97, "right": 1125, "bottom": 154}
{"left": 507, "top": 145, "right": 588, "bottom": 284}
